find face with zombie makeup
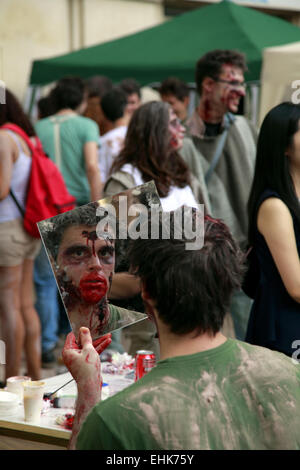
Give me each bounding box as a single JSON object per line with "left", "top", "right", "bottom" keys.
{"left": 201, "top": 64, "right": 246, "bottom": 122}
{"left": 55, "top": 224, "right": 115, "bottom": 341}
{"left": 168, "top": 108, "right": 185, "bottom": 151}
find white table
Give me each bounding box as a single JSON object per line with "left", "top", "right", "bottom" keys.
{"left": 0, "top": 370, "right": 133, "bottom": 449}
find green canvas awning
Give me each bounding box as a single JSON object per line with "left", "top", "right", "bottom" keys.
{"left": 29, "top": 0, "right": 300, "bottom": 86}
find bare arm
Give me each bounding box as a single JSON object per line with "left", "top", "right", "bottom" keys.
{"left": 109, "top": 273, "right": 141, "bottom": 300}
{"left": 62, "top": 329, "right": 111, "bottom": 450}
{"left": 257, "top": 197, "right": 300, "bottom": 303}
{"left": 84, "top": 141, "right": 103, "bottom": 201}
{"left": 0, "top": 130, "right": 16, "bottom": 200}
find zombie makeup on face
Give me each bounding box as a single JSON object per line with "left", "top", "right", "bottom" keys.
{"left": 168, "top": 111, "right": 185, "bottom": 150}
{"left": 202, "top": 98, "right": 213, "bottom": 122}
{"left": 216, "top": 64, "right": 245, "bottom": 114}
{"left": 82, "top": 230, "right": 98, "bottom": 255}
{"left": 56, "top": 225, "right": 115, "bottom": 308}
{"left": 86, "top": 297, "right": 110, "bottom": 335}
{"left": 79, "top": 272, "right": 108, "bottom": 305}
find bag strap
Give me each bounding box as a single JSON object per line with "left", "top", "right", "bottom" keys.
{"left": 0, "top": 124, "right": 30, "bottom": 217}
{"left": 49, "top": 115, "right": 76, "bottom": 171}
{"left": 1, "top": 123, "right": 35, "bottom": 155}
{"left": 204, "top": 113, "right": 236, "bottom": 184}
{"left": 49, "top": 117, "right": 62, "bottom": 170}
{"left": 10, "top": 189, "right": 25, "bottom": 217}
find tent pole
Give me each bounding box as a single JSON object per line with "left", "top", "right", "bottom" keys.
{"left": 27, "top": 86, "right": 38, "bottom": 120}
{"left": 29, "top": 86, "right": 37, "bottom": 115}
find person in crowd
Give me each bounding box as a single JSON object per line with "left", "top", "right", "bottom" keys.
{"left": 84, "top": 75, "right": 113, "bottom": 136}
{"left": 246, "top": 102, "right": 300, "bottom": 357}
{"left": 0, "top": 89, "right": 42, "bottom": 380}
{"left": 104, "top": 101, "right": 203, "bottom": 207}
{"left": 35, "top": 76, "right": 102, "bottom": 206}
{"left": 119, "top": 78, "right": 141, "bottom": 118}
{"left": 34, "top": 92, "right": 61, "bottom": 367}
{"left": 34, "top": 241, "right": 61, "bottom": 367}
{"left": 159, "top": 77, "right": 190, "bottom": 126}
{"left": 36, "top": 95, "right": 57, "bottom": 120}
{"left": 35, "top": 77, "right": 102, "bottom": 366}
{"left": 62, "top": 208, "right": 300, "bottom": 450}
{"left": 181, "top": 49, "right": 257, "bottom": 341}
{"left": 98, "top": 87, "right": 130, "bottom": 184}
{"left": 103, "top": 100, "right": 207, "bottom": 357}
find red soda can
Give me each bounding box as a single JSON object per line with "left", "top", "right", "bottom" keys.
{"left": 135, "top": 350, "right": 156, "bottom": 381}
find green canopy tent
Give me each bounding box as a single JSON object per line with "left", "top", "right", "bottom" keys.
{"left": 29, "top": 0, "right": 300, "bottom": 87}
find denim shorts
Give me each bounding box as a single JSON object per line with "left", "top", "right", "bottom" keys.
{"left": 0, "top": 218, "right": 41, "bottom": 266}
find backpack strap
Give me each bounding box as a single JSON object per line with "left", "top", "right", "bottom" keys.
{"left": 9, "top": 188, "right": 25, "bottom": 216}
{"left": 1, "top": 123, "right": 35, "bottom": 155}
{"left": 0, "top": 124, "right": 30, "bottom": 216}
{"left": 204, "top": 112, "right": 236, "bottom": 184}
{"left": 3, "top": 129, "right": 23, "bottom": 153}
{"left": 49, "top": 117, "right": 62, "bottom": 170}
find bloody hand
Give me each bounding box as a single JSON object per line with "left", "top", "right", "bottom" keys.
{"left": 62, "top": 327, "right": 103, "bottom": 450}
{"left": 92, "top": 333, "right": 112, "bottom": 354}
{"left": 62, "top": 327, "right": 103, "bottom": 390}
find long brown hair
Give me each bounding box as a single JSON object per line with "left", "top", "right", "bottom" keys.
{"left": 0, "top": 89, "right": 36, "bottom": 136}
{"left": 110, "top": 101, "right": 191, "bottom": 197}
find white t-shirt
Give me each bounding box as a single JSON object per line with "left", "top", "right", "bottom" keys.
{"left": 98, "top": 126, "right": 127, "bottom": 184}
{"left": 120, "top": 163, "right": 198, "bottom": 211}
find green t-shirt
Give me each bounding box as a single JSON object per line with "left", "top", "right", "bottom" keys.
{"left": 77, "top": 339, "right": 300, "bottom": 450}
{"left": 35, "top": 114, "right": 99, "bottom": 206}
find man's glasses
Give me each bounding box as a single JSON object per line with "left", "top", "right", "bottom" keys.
{"left": 214, "top": 78, "right": 246, "bottom": 88}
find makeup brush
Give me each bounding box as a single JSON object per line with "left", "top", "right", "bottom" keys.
{"left": 43, "top": 378, "right": 75, "bottom": 400}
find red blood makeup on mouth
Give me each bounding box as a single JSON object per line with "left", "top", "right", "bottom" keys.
{"left": 170, "top": 134, "right": 178, "bottom": 149}
{"left": 79, "top": 272, "right": 108, "bottom": 304}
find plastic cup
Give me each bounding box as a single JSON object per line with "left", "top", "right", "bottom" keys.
{"left": 22, "top": 381, "right": 45, "bottom": 423}
{"left": 6, "top": 376, "right": 31, "bottom": 402}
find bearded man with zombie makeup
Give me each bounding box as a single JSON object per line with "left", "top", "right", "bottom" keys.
{"left": 181, "top": 49, "right": 257, "bottom": 341}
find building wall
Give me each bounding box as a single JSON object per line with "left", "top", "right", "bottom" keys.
{"left": 0, "top": 0, "right": 165, "bottom": 103}
{"left": 0, "top": 0, "right": 70, "bottom": 102}
{"left": 84, "top": 0, "right": 165, "bottom": 47}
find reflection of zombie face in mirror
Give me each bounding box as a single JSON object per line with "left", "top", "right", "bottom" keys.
{"left": 39, "top": 189, "right": 161, "bottom": 342}
{"left": 55, "top": 224, "right": 115, "bottom": 341}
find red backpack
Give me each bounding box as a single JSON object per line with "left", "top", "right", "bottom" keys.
{"left": 2, "top": 123, "right": 76, "bottom": 238}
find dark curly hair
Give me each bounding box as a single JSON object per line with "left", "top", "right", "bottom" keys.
{"left": 50, "top": 76, "right": 86, "bottom": 111}
{"left": 159, "top": 77, "right": 189, "bottom": 102}
{"left": 119, "top": 78, "right": 141, "bottom": 99}
{"left": 100, "top": 87, "right": 128, "bottom": 122}
{"left": 128, "top": 208, "right": 245, "bottom": 336}
{"left": 195, "top": 49, "right": 247, "bottom": 96}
